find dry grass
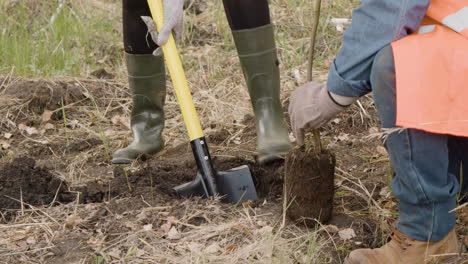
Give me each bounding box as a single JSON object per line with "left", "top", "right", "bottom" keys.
{"left": 1, "top": 197, "right": 338, "bottom": 263}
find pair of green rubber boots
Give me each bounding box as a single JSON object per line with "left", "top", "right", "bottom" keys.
{"left": 112, "top": 25, "right": 291, "bottom": 164}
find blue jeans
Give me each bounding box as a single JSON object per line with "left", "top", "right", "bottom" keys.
{"left": 325, "top": 0, "right": 466, "bottom": 242}
{"left": 370, "top": 46, "right": 464, "bottom": 242}
{"left": 327, "top": 0, "right": 430, "bottom": 97}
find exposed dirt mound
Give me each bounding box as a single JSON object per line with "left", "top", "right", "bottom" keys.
{"left": 4, "top": 79, "right": 85, "bottom": 115}
{"left": 0, "top": 157, "right": 75, "bottom": 210}
{"left": 285, "top": 147, "right": 336, "bottom": 225}
{"left": 0, "top": 78, "right": 126, "bottom": 126}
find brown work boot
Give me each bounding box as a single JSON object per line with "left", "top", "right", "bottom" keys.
{"left": 344, "top": 229, "right": 459, "bottom": 264}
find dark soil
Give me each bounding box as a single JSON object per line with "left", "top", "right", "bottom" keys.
{"left": 284, "top": 147, "right": 336, "bottom": 225}
{"left": 0, "top": 137, "right": 285, "bottom": 216}
{"left": 0, "top": 157, "right": 75, "bottom": 211}
{"left": 77, "top": 150, "right": 285, "bottom": 205}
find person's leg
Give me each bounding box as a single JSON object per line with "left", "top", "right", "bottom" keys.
{"left": 222, "top": 0, "right": 270, "bottom": 30}
{"left": 344, "top": 45, "right": 459, "bottom": 264}
{"left": 113, "top": 0, "right": 166, "bottom": 164}
{"left": 448, "top": 136, "right": 468, "bottom": 203}
{"left": 122, "top": 0, "right": 158, "bottom": 54}
{"left": 371, "top": 45, "right": 458, "bottom": 242}
{"left": 222, "top": 0, "right": 291, "bottom": 163}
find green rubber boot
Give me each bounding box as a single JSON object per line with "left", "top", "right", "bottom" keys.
{"left": 232, "top": 24, "right": 291, "bottom": 163}
{"left": 112, "top": 53, "right": 166, "bottom": 164}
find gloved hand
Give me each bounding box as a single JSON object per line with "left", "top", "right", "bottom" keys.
{"left": 288, "top": 81, "right": 356, "bottom": 145}
{"left": 141, "top": 0, "right": 184, "bottom": 47}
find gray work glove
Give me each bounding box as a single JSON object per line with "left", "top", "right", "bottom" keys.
{"left": 141, "top": 0, "right": 184, "bottom": 47}
{"left": 288, "top": 81, "right": 356, "bottom": 145}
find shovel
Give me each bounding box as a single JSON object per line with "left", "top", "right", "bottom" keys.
{"left": 146, "top": 0, "right": 257, "bottom": 203}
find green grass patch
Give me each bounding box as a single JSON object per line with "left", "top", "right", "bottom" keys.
{"left": 0, "top": 0, "right": 122, "bottom": 77}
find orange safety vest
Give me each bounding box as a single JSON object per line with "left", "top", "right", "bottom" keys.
{"left": 391, "top": 1, "right": 468, "bottom": 137}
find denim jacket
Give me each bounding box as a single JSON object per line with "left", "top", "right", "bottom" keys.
{"left": 327, "top": 0, "right": 431, "bottom": 97}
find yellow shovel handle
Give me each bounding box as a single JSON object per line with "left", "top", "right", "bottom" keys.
{"left": 147, "top": 0, "right": 204, "bottom": 141}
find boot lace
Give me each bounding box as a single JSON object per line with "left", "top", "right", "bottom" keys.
{"left": 389, "top": 231, "right": 414, "bottom": 251}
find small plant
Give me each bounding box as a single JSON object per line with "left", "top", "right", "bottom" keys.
{"left": 123, "top": 168, "right": 132, "bottom": 192}
{"left": 91, "top": 255, "right": 106, "bottom": 264}
{"left": 61, "top": 98, "right": 70, "bottom": 146}
{"left": 150, "top": 174, "right": 154, "bottom": 199}
{"left": 124, "top": 246, "right": 138, "bottom": 260}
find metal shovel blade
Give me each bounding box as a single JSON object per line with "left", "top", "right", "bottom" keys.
{"left": 173, "top": 137, "right": 258, "bottom": 203}
{"left": 173, "top": 172, "right": 209, "bottom": 198}
{"left": 217, "top": 165, "right": 257, "bottom": 203}
{"left": 173, "top": 166, "right": 258, "bottom": 203}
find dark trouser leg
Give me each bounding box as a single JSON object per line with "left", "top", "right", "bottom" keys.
{"left": 370, "top": 45, "right": 459, "bottom": 241}
{"left": 448, "top": 136, "right": 468, "bottom": 203}
{"left": 122, "top": 0, "right": 158, "bottom": 54}
{"left": 222, "top": 0, "right": 270, "bottom": 30}
{"left": 222, "top": 0, "right": 291, "bottom": 162}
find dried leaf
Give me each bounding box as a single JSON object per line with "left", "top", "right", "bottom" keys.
{"left": 255, "top": 226, "right": 273, "bottom": 235}
{"left": 187, "top": 242, "right": 203, "bottom": 254}
{"left": 67, "top": 120, "right": 79, "bottom": 129}
{"left": 337, "top": 133, "right": 350, "bottom": 141}
{"left": 124, "top": 222, "right": 139, "bottom": 231}
{"left": 136, "top": 210, "right": 150, "bottom": 222}
{"left": 26, "top": 237, "right": 36, "bottom": 245}
{"left": 204, "top": 243, "right": 221, "bottom": 254}
{"left": 18, "top": 123, "right": 39, "bottom": 135}
{"left": 0, "top": 140, "right": 10, "bottom": 150}
{"left": 143, "top": 224, "right": 153, "bottom": 231}
{"left": 338, "top": 228, "right": 356, "bottom": 240}
{"left": 108, "top": 248, "right": 121, "bottom": 259}
{"left": 323, "top": 225, "right": 339, "bottom": 234}
{"left": 65, "top": 215, "right": 83, "bottom": 229}
{"left": 111, "top": 115, "right": 130, "bottom": 129}
{"left": 104, "top": 129, "right": 117, "bottom": 137}
{"left": 4, "top": 133, "right": 12, "bottom": 139}
{"left": 167, "top": 226, "right": 181, "bottom": 240}
{"left": 44, "top": 123, "right": 55, "bottom": 130}
{"left": 41, "top": 110, "right": 53, "bottom": 122}
{"left": 225, "top": 245, "right": 237, "bottom": 253}
{"left": 167, "top": 216, "right": 178, "bottom": 224}
{"left": 160, "top": 222, "right": 172, "bottom": 233}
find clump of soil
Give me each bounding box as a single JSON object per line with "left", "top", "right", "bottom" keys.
{"left": 284, "top": 147, "right": 336, "bottom": 225}
{"left": 0, "top": 157, "right": 74, "bottom": 210}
